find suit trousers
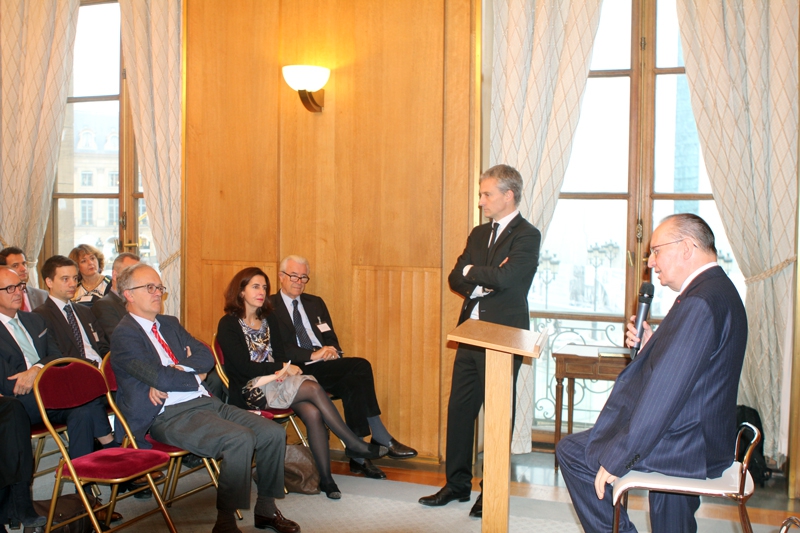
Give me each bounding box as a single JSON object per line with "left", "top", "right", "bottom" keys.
{"left": 0, "top": 397, "right": 34, "bottom": 524}
{"left": 150, "top": 396, "right": 285, "bottom": 511}
{"left": 556, "top": 430, "right": 701, "bottom": 533}
{"left": 303, "top": 357, "right": 381, "bottom": 437}
{"left": 445, "top": 344, "right": 522, "bottom": 492}
{"left": 17, "top": 393, "right": 110, "bottom": 460}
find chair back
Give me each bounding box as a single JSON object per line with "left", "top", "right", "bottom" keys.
{"left": 34, "top": 358, "right": 108, "bottom": 410}
{"left": 736, "top": 421, "right": 762, "bottom": 496}
{"left": 100, "top": 355, "right": 118, "bottom": 392}
{"left": 210, "top": 333, "right": 230, "bottom": 388}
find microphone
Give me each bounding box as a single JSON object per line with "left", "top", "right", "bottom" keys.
{"left": 630, "top": 282, "right": 655, "bottom": 359}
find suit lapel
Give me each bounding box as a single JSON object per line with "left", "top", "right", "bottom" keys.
{"left": 0, "top": 320, "right": 26, "bottom": 364}
{"left": 273, "top": 293, "right": 296, "bottom": 332}
{"left": 301, "top": 294, "right": 324, "bottom": 341}
{"left": 487, "top": 213, "right": 523, "bottom": 264}
{"left": 17, "top": 312, "right": 49, "bottom": 361}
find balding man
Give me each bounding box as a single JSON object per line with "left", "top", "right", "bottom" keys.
{"left": 556, "top": 214, "right": 748, "bottom": 533}
{"left": 111, "top": 264, "right": 298, "bottom": 533}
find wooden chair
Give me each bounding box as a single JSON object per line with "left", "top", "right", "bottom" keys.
{"left": 612, "top": 422, "right": 761, "bottom": 533}
{"left": 33, "top": 358, "right": 176, "bottom": 533}
{"left": 211, "top": 333, "right": 308, "bottom": 446}
{"left": 99, "top": 356, "right": 225, "bottom": 513}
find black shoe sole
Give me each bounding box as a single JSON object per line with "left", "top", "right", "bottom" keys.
{"left": 349, "top": 464, "right": 387, "bottom": 480}
{"left": 418, "top": 494, "right": 470, "bottom": 506}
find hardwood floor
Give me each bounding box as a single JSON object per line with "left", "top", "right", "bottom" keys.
{"left": 330, "top": 450, "right": 800, "bottom": 528}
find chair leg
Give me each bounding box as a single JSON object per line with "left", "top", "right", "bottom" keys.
{"left": 288, "top": 415, "right": 309, "bottom": 447}
{"left": 738, "top": 501, "right": 753, "bottom": 533}
{"left": 145, "top": 471, "right": 178, "bottom": 533}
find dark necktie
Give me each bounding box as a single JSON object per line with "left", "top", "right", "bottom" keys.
{"left": 151, "top": 323, "right": 180, "bottom": 364}
{"left": 487, "top": 222, "right": 499, "bottom": 264}
{"left": 63, "top": 304, "right": 87, "bottom": 359}
{"left": 292, "top": 299, "right": 314, "bottom": 350}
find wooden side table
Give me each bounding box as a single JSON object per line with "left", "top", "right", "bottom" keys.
{"left": 552, "top": 346, "right": 631, "bottom": 469}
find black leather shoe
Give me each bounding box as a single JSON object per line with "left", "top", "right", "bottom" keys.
{"left": 349, "top": 458, "right": 386, "bottom": 479}
{"left": 371, "top": 437, "right": 417, "bottom": 459}
{"left": 469, "top": 493, "right": 482, "bottom": 517}
{"left": 419, "top": 486, "right": 470, "bottom": 506}
{"left": 345, "top": 443, "right": 388, "bottom": 460}
{"left": 320, "top": 480, "right": 341, "bottom": 499}
{"left": 254, "top": 509, "right": 300, "bottom": 532}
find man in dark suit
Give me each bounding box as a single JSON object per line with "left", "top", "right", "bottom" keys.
{"left": 420, "top": 164, "right": 541, "bottom": 517}
{"left": 0, "top": 267, "right": 115, "bottom": 459}
{"left": 0, "top": 247, "right": 47, "bottom": 311}
{"left": 269, "top": 255, "right": 417, "bottom": 480}
{"left": 34, "top": 255, "right": 109, "bottom": 365}
{"left": 91, "top": 252, "right": 139, "bottom": 339}
{"left": 556, "top": 214, "right": 748, "bottom": 533}
{"left": 110, "top": 264, "right": 299, "bottom": 533}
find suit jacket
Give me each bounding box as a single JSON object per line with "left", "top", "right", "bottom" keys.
{"left": 26, "top": 287, "right": 48, "bottom": 310}
{"left": 0, "top": 312, "right": 62, "bottom": 399}
{"left": 586, "top": 266, "right": 747, "bottom": 480}
{"left": 267, "top": 293, "right": 341, "bottom": 364}
{"left": 34, "top": 298, "right": 109, "bottom": 361}
{"left": 91, "top": 290, "right": 127, "bottom": 339}
{"left": 448, "top": 213, "right": 541, "bottom": 329}
{"left": 215, "top": 313, "right": 287, "bottom": 409}
{"left": 110, "top": 313, "right": 214, "bottom": 447}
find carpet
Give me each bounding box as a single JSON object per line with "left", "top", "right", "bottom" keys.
{"left": 31, "top": 468, "right": 780, "bottom": 532}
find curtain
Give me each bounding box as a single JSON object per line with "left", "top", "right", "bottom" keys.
{"left": 677, "top": 0, "right": 798, "bottom": 460}
{"left": 0, "top": 0, "right": 80, "bottom": 287}
{"left": 119, "top": 0, "right": 182, "bottom": 318}
{"left": 490, "top": 0, "right": 603, "bottom": 453}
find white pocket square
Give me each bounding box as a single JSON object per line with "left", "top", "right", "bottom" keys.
{"left": 38, "top": 329, "right": 47, "bottom": 338}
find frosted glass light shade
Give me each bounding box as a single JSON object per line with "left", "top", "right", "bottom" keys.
{"left": 282, "top": 65, "right": 330, "bottom": 92}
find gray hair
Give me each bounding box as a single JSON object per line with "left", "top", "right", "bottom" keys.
{"left": 480, "top": 164, "right": 523, "bottom": 207}
{"left": 279, "top": 255, "right": 310, "bottom": 273}
{"left": 661, "top": 213, "right": 717, "bottom": 255}
{"left": 112, "top": 252, "right": 141, "bottom": 273}
{"left": 117, "top": 263, "right": 156, "bottom": 294}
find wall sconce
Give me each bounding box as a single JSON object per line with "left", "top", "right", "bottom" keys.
{"left": 282, "top": 65, "right": 330, "bottom": 113}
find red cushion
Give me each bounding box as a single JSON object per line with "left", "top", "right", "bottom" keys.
{"left": 38, "top": 361, "right": 107, "bottom": 409}
{"left": 248, "top": 410, "right": 274, "bottom": 420}
{"left": 59, "top": 448, "right": 169, "bottom": 481}
{"left": 144, "top": 434, "right": 185, "bottom": 454}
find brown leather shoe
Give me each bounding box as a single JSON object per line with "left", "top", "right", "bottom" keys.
{"left": 131, "top": 471, "right": 164, "bottom": 486}
{"left": 254, "top": 509, "right": 300, "bottom": 532}
{"left": 93, "top": 502, "right": 123, "bottom": 523}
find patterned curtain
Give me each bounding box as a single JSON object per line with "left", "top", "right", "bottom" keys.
{"left": 490, "top": 0, "right": 603, "bottom": 453}
{"left": 119, "top": 0, "right": 182, "bottom": 318}
{"left": 677, "top": 0, "right": 798, "bottom": 460}
{"left": 0, "top": 0, "right": 80, "bottom": 286}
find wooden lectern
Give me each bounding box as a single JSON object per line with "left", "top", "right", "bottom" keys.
{"left": 447, "top": 319, "right": 547, "bottom": 533}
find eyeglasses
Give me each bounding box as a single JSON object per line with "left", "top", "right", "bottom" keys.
{"left": 0, "top": 282, "right": 26, "bottom": 294}
{"left": 128, "top": 284, "right": 167, "bottom": 295}
{"left": 280, "top": 271, "right": 310, "bottom": 284}
{"left": 649, "top": 239, "right": 685, "bottom": 257}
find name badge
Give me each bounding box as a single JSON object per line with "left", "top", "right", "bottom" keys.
{"left": 317, "top": 322, "right": 331, "bottom": 333}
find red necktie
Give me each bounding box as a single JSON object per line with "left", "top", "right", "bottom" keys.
{"left": 21, "top": 294, "right": 30, "bottom": 312}
{"left": 152, "top": 323, "right": 179, "bottom": 364}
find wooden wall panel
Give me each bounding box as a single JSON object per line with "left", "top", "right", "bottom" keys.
{"left": 195, "top": 261, "right": 278, "bottom": 344}
{"left": 351, "top": 266, "right": 442, "bottom": 459}
{"left": 184, "top": 0, "right": 281, "bottom": 336}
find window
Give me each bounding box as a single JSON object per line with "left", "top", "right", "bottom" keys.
{"left": 526, "top": 0, "right": 745, "bottom": 436}
{"left": 79, "top": 200, "right": 94, "bottom": 226}
{"left": 45, "top": 1, "right": 152, "bottom": 269}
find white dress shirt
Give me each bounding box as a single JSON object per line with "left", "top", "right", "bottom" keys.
{"left": 49, "top": 295, "right": 103, "bottom": 365}
{"left": 280, "top": 291, "right": 323, "bottom": 348}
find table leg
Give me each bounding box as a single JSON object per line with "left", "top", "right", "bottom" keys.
{"left": 554, "top": 376, "right": 564, "bottom": 470}
{"left": 483, "top": 349, "right": 513, "bottom": 533}
{"left": 567, "top": 378, "right": 575, "bottom": 436}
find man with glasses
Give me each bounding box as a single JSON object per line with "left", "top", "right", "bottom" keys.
{"left": 0, "top": 247, "right": 47, "bottom": 311}
{"left": 268, "top": 255, "right": 417, "bottom": 481}
{"left": 111, "top": 264, "right": 299, "bottom": 533}
{"left": 556, "top": 214, "right": 747, "bottom": 533}
{"left": 0, "top": 266, "right": 117, "bottom": 460}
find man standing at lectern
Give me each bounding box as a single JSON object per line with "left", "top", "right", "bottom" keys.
{"left": 556, "top": 214, "right": 747, "bottom": 532}
{"left": 419, "top": 164, "right": 540, "bottom": 517}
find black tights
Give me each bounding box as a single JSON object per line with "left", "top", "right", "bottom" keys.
{"left": 290, "top": 381, "right": 371, "bottom": 484}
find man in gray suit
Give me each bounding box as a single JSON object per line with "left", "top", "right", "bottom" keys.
{"left": 0, "top": 248, "right": 47, "bottom": 312}
{"left": 91, "top": 252, "right": 139, "bottom": 339}
{"left": 110, "top": 264, "right": 300, "bottom": 533}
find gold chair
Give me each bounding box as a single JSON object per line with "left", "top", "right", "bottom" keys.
{"left": 33, "top": 358, "right": 176, "bottom": 533}
{"left": 612, "top": 422, "right": 761, "bottom": 533}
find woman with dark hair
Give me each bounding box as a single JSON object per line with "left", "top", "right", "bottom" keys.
{"left": 216, "top": 267, "right": 387, "bottom": 499}
{"left": 69, "top": 244, "right": 112, "bottom": 304}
